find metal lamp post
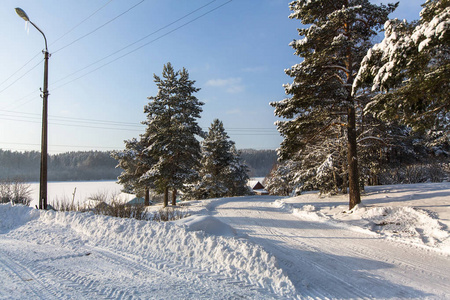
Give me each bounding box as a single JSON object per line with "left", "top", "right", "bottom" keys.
{"left": 15, "top": 8, "right": 49, "bottom": 210}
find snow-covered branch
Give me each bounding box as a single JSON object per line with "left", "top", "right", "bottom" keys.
{"left": 324, "top": 65, "right": 350, "bottom": 74}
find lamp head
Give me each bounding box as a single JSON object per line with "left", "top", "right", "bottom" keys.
{"left": 15, "top": 7, "right": 30, "bottom": 22}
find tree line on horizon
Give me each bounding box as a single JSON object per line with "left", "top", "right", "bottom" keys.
{"left": 0, "top": 148, "right": 276, "bottom": 182}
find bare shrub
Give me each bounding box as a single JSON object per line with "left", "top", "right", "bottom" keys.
{"left": 428, "top": 163, "right": 447, "bottom": 182}
{"left": 151, "top": 207, "right": 190, "bottom": 222}
{"left": 379, "top": 163, "right": 448, "bottom": 185}
{"left": 105, "top": 200, "right": 147, "bottom": 220}
{"left": 50, "top": 196, "right": 85, "bottom": 212}
{"left": 49, "top": 191, "right": 147, "bottom": 220}
{"left": 0, "top": 178, "right": 32, "bottom": 206}
{"left": 47, "top": 191, "right": 189, "bottom": 222}
{"left": 88, "top": 191, "right": 109, "bottom": 203}
{"left": 403, "top": 165, "right": 429, "bottom": 183}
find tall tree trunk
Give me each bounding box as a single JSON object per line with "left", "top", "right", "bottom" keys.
{"left": 171, "top": 189, "right": 177, "bottom": 206}
{"left": 144, "top": 188, "right": 150, "bottom": 206}
{"left": 344, "top": 19, "right": 361, "bottom": 209}
{"left": 347, "top": 104, "right": 361, "bottom": 209}
{"left": 163, "top": 186, "right": 169, "bottom": 208}
{"left": 340, "top": 116, "right": 348, "bottom": 194}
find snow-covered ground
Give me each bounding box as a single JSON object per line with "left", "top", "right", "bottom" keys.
{"left": 27, "top": 181, "right": 130, "bottom": 208}
{"left": 1, "top": 182, "right": 450, "bottom": 299}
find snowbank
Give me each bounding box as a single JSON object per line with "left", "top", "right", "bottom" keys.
{"left": 360, "top": 206, "right": 449, "bottom": 249}
{"left": 0, "top": 204, "right": 296, "bottom": 298}
{"left": 272, "top": 183, "right": 450, "bottom": 254}
{"left": 0, "top": 203, "right": 40, "bottom": 234}
{"left": 174, "top": 215, "right": 238, "bottom": 237}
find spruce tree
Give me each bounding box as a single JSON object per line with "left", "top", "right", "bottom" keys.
{"left": 271, "top": 0, "right": 397, "bottom": 209}
{"left": 265, "top": 162, "right": 295, "bottom": 196}
{"left": 140, "top": 63, "right": 204, "bottom": 207}
{"left": 189, "top": 119, "right": 249, "bottom": 199}
{"left": 226, "top": 144, "right": 250, "bottom": 197}
{"left": 111, "top": 138, "right": 155, "bottom": 206}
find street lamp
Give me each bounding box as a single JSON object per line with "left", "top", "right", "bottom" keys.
{"left": 15, "top": 7, "right": 49, "bottom": 210}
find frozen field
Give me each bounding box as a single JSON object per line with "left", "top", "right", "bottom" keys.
{"left": 28, "top": 181, "right": 132, "bottom": 208}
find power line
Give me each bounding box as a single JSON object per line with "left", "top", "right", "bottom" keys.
{"left": 0, "top": 142, "right": 119, "bottom": 150}
{"left": 0, "top": 52, "right": 41, "bottom": 89}
{"left": 0, "top": 89, "right": 40, "bottom": 111}
{"left": 0, "top": 109, "right": 143, "bottom": 127}
{"left": 52, "top": 0, "right": 146, "bottom": 54}
{"left": 51, "top": 0, "right": 233, "bottom": 91}
{"left": 0, "top": 58, "right": 43, "bottom": 96}
{"left": 50, "top": 0, "right": 223, "bottom": 88}
{"left": 2, "top": 1, "right": 230, "bottom": 111}
{"left": 1, "top": 111, "right": 279, "bottom": 135}
{"left": 51, "top": 0, "right": 114, "bottom": 46}
{"left": 1, "top": 140, "right": 279, "bottom": 153}
{"left": 0, "top": 115, "right": 143, "bottom": 132}
{"left": 1, "top": 108, "right": 277, "bottom": 130}
{"left": 0, "top": 1, "right": 114, "bottom": 103}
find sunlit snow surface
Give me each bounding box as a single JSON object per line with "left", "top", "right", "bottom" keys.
{"left": 273, "top": 183, "right": 450, "bottom": 253}
{"left": 1, "top": 182, "right": 450, "bottom": 299}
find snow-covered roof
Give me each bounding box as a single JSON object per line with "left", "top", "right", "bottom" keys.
{"left": 247, "top": 180, "right": 265, "bottom": 190}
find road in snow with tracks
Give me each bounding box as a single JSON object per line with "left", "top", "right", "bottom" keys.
{"left": 208, "top": 196, "right": 450, "bottom": 299}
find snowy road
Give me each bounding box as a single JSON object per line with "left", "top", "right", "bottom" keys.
{"left": 209, "top": 196, "right": 450, "bottom": 299}
{"left": 0, "top": 235, "right": 276, "bottom": 300}
{"left": 0, "top": 205, "right": 286, "bottom": 299}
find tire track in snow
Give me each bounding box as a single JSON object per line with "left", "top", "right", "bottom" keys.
{"left": 258, "top": 222, "right": 425, "bottom": 299}
{"left": 87, "top": 244, "right": 280, "bottom": 299}
{"left": 219, "top": 202, "right": 377, "bottom": 299}
{"left": 1, "top": 207, "right": 286, "bottom": 299}
{"left": 260, "top": 227, "right": 372, "bottom": 299}
{"left": 340, "top": 238, "right": 450, "bottom": 295}
{"left": 0, "top": 251, "right": 59, "bottom": 299}
{"left": 271, "top": 205, "right": 450, "bottom": 297}
{"left": 210, "top": 196, "right": 445, "bottom": 299}
{"left": 210, "top": 198, "right": 374, "bottom": 299}
{"left": 1, "top": 238, "right": 266, "bottom": 300}
{"left": 0, "top": 240, "right": 121, "bottom": 299}
{"left": 32, "top": 263, "right": 133, "bottom": 299}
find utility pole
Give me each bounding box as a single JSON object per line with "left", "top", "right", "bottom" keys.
{"left": 40, "top": 49, "right": 49, "bottom": 210}
{"left": 15, "top": 8, "right": 50, "bottom": 209}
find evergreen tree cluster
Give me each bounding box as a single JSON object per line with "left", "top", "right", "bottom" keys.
{"left": 112, "top": 63, "right": 250, "bottom": 206}
{"left": 186, "top": 119, "right": 250, "bottom": 200}
{"left": 269, "top": 0, "right": 449, "bottom": 207}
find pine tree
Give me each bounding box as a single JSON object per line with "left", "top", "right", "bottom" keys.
{"left": 140, "top": 63, "right": 204, "bottom": 207}
{"left": 188, "top": 119, "right": 249, "bottom": 199}
{"left": 355, "top": 0, "right": 449, "bottom": 141}
{"left": 271, "top": 0, "right": 397, "bottom": 209}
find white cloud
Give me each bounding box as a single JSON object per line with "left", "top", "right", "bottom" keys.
{"left": 205, "top": 77, "right": 245, "bottom": 94}
{"left": 226, "top": 108, "right": 242, "bottom": 115}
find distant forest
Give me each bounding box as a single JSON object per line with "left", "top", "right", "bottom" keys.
{"left": 0, "top": 149, "right": 277, "bottom": 182}
{"left": 240, "top": 149, "right": 277, "bottom": 178}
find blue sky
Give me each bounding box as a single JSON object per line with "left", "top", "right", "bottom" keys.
{"left": 0, "top": 0, "right": 424, "bottom": 154}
